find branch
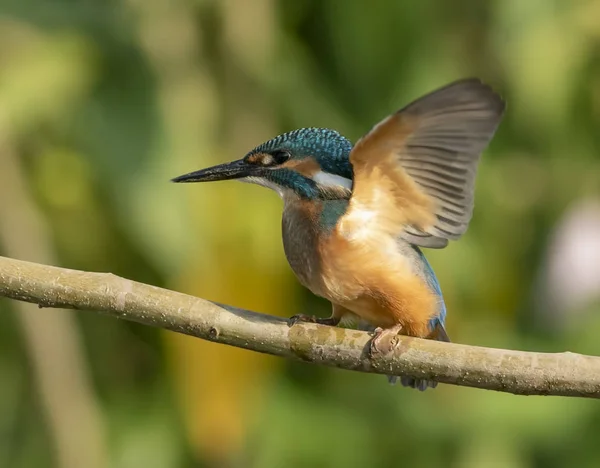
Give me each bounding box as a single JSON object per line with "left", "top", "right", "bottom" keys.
{"left": 0, "top": 255, "right": 598, "bottom": 398}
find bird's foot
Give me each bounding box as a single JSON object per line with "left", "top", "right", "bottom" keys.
{"left": 288, "top": 314, "right": 340, "bottom": 327}
{"left": 368, "top": 325, "right": 404, "bottom": 358}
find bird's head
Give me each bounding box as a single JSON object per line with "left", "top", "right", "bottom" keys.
{"left": 172, "top": 128, "right": 354, "bottom": 199}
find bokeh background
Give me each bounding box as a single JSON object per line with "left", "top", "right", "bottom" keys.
{"left": 1, "top": 1, "right": 600, "bottom": 467}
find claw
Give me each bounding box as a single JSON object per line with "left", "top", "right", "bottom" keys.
{"left": 368, "top": 327, "right": 385, "bottom": 356}
{"left": 315, "top": 317, "right": 341, "bottom": 326}
{"left": 368, "top": 325, "right": 403, "bottom": 358}
{"left": 288, "top": 314, "right": 317, "bottom": 327}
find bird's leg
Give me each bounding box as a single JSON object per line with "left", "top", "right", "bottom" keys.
{"left": 288, "top": 303, "right": 346, "bottom": 327}
{"left": 368, "top": 324, "right": 404, "bottom": 357}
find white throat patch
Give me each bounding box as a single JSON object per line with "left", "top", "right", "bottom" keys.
{"left": 240, "top": 171, "right": 352, "bottom": 200}
{"left": 240, "top": 176, "right": 286, "bottom": 198}
{"left": 313, "top": 171, "right": 353, "bottom": 190}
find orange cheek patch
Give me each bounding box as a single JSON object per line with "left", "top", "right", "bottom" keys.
{"left": 246, "top": 152, "right": 273, "bottom": 165}
{"left": 281, "top": 157, "right": 321, "bottom": 177}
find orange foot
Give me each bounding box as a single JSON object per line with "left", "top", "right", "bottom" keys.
{"left": 288, "top": 314, "right": 341, "bottom": 327}
{"left": 369, "top": 324, "right": 404, "bottom": 357}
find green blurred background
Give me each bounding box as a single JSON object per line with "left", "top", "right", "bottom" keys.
{"left": 1, "top": 1, "right": 600, "bottom": 467}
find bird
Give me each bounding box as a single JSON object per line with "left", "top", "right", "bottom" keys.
{"left": 172, "top": 78, "right": 505, "bottom": 390}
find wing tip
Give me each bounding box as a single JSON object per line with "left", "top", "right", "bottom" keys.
{"left": 452, "top": 77, "right": 506, "bottom": 116}
{"left": 418, "top": 77, "right": 506, "bottom": 118}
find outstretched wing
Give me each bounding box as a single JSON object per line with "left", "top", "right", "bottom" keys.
{"left": 339, "top": 78, "right": 505, "bottom": 248}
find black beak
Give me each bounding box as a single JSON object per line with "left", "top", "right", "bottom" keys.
{"left": 171, "top": 159, "right": 254, "bottom": 183}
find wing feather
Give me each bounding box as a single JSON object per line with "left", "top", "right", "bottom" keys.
{"left": 339, "top": 78, "right": 505, "bottom": 248}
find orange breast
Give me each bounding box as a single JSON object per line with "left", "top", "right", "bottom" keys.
{"left": 317, "top": 226, "right": 438, "bottom": 337}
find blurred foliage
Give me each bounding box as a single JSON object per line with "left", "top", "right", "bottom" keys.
{"left": 1, "top": 0, "right": 600, "bottom": 467}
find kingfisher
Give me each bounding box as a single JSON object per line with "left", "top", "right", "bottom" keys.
{"left": 173, "top": 78, "right": 505, "bottom": 390}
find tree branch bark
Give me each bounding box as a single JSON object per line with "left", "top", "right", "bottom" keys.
{"left": 0, "top": 255, "right": 598, "bottom": 398}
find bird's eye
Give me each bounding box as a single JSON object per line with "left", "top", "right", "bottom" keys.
{"left": 271, "top": 150, "right": 291, "bottom": 165}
